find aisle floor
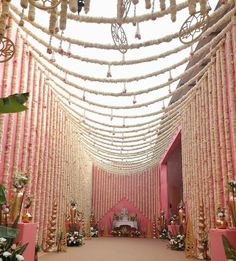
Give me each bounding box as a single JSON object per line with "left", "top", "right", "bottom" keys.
{"left": 39, "top": 237, "right": 196, "bottom": 261}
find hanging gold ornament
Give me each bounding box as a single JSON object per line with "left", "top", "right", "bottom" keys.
{"left": 28, "top": 0, "right": 62, "bottom": 10}
{"left": 0, "top": 37, "right": 15, "bottom": 63}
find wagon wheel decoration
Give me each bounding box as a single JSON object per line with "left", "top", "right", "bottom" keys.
{"left": 120, "top": 0, "right": 131, "bottom": 22}
{"left": 0, "top": 37, "right": 15, "bottom": 63}
{"left": 111, "top": 23, "right": 128, "bottom": 54}
{"left": 28, "top": 0, "right": 62, "bottom": 10}
{"left": 179, "top": 11, "right": 209, "bottom": 44}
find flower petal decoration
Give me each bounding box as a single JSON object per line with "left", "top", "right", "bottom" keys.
{"left": 0, "top": 92, "right": 29, "bottom": 113}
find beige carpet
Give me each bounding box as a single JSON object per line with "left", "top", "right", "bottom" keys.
{"left": 39, "top": 237, "right": 196, "bottom": 261}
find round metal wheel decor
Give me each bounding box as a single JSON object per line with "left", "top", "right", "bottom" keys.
{"left": 179, "top": 11, "right": 208, "bottom": 44}
{"left": 111, "top": 23, "right": 128, "bottom": 54}
{"left": 120, "top": 0, "right": 131, "bottom": 22}
{"left": 28, "top": 0, "right": 62, "bottom": 10}
{"left": 0, "top": 37, "right": 15, "bottom": 63}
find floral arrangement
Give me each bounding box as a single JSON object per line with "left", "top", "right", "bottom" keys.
{"left": 222, "top": 235, "right": 236, "bottom": 260}
{"left": 169, "top": 215, "right": 178, "bottom": 225}
{"left": 66, "top": 231, "right": 83, "bottom": 247}
{"left": 90, "top": 224, "right": 98, "bottom": 237}
{"left": 0, "top": 183, "right": 28, "bottom": 261}
{"left": 169, "top": 234, "right": 185, "bottom": 251}
{"left": 159, "top": 228, "right": 168, "bottom": 239}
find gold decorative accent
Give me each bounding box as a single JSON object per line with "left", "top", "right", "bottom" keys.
{"left": 0, "top": 37, "right": 15, "bottom": 63}
{"left": 28, "top": 0, "right": 61, "bottom": 10}
{"left": 185, "top": 219, "right": 197, "bottom": 258}
{"left": 44, "top": 201, "right": 57, "bottom": 252}
{"left": 179, "top": 11, "right": 208, "bottom": 44}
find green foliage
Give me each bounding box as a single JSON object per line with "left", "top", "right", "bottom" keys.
{"left": 0, "top": 185, "right": 6, "bottom": 205}
{"left": 222, "top": 235, "right": 236, "bottom": 260}
{"left": 0, "top": 92, "right": 29, "bottom": 113}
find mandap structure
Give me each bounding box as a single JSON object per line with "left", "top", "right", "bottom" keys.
{"left": 0, "top": 0, "right": 235, "bottom": 259}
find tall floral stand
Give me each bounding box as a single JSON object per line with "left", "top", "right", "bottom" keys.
{"left": 15, "top": 223, "right": 37, "bottom": 261}
{"left": 209, "top": 228, "right": 236, "bottom": 261}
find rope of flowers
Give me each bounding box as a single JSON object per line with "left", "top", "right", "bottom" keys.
{"left": 219, "top": 45, "right": 233, "bottom": 183}
{"left": 9, "top": 3, "right": 234, "bottom": 63}
{"left": 1, "top": 20, "right": 13, "bottom": 188}
{"left": 213, "top": 56, "right": 224, "bottom": 207}
{"left": 41, "top": 89, "right": 54, "bottom": 248}
{"left": 200, "top": 77, "right": 211, "bottom": 229}
{"left": 216, "top": 48, "right": 228, "bottom": 210}
{"left": 12, "top": 38, "right": 27, "bottom": 174}
{"left": 33, "top": 76, "right": 48, "bottom": 236}
{"left": 66, "top": 1, "right": 189, "bottom": 24}
{"left": 2, "top": 29, "right": 21, "bottom": 195}
{"left": 29, "top": 71, "right": 45, "bottom": 222}
{"left": 26, "top": 65, "right": 40, "bottom": 198}
{"left": 208, "top": 63, "right": 219, "bottom": 219}
{"left": 225, "top": 30, "right": 236, "bottom": 179}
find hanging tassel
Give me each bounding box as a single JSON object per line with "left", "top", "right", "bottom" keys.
{"left": 84, "top": 0, "right": 91, "bottom": 14}
{"left": 122, "top": 83, "right": 127, "bottom": 94}
{"left": 133, "top": 95, "right": 136, "bottom": 104}
{"left": 28, "top": 4, "right": 35, "bottom": 21}
{"left": 49, "top": 1, "right": 58, "bottom": 34}
{"left": 60, "top": 0, "right": 68, "bottom": 31}
{"left": 168, "top": 70, "right": 173, "bottom": 81}
{"left": 68, "top": 94, "right": 71, "bottom": 105}
{"left": 199, "top": 0, "right": 207, "bottom": 15}
{"left": 19, "top": 9, "right": 25, "bottom": 27}
{"left": 50, "top": 51, "right": 56, "bottom": 63}
{"left": 122, "top": 53, "right": 125, "bottom": 63}
{"left": 58, "top": 31, "right": 64, "bottom": 55}
{"left": 162, "top": 100, "right": 165, "bottom": 110}
{"left": 188, "top": 0, "right": 197, "bottom": 16}
{"left": 112, "top": 127, "right": 115, "bottom": 135}
{"left": 47, "top": 35, "right": 53, "bottom": 54}
{"left": 66, "top": 43, "right": 72, "bottom": 57}
{"left": 190, "top": 45, "right": 194, "bottom": 57}
{"left": 133, "top": 5, "right": 136, "bottom": 26}
{"left": 110, "top": 109, "right": 113, "bottom": 121}
{"left": 69, "top": 0, "right": 78, "bottom": 13}
{"left": 160, "top": 0, "right": 166, "bottom": 11}
{"left": 170, "top": 0, "right": 177, "bottom": 22}
{"left": 135, "top": 22, "right": 141, "bottom": 40}
{"left": 83, "top": 91, "right": 86, "bottom": 101}
{"left": 145, "top": 0, "right": 151, "bottom": 9}
{"left": 151, "top": 0, "right": 156, "bottom": 20}
{"left": 123, "top": 118, "right": 125, "bottom": 127}
{"left": 107, "top": 65, "right": 112, "bottom": 78}
{"left": 168, "top": 84, "right": 172, "bottom": 94}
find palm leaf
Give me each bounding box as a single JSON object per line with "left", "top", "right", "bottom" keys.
{"left": 222, "top": 235, "right": 236, "bottom": 259}
{"left": 0, "top": 92, "right": 29, "bottom": 113}
{"left": 16, "top": 242, "right": 29, "bottom": 255}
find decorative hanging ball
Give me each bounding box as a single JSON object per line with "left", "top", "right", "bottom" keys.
{"left": 19, "top": 9, "right": 25, "bottom": 26}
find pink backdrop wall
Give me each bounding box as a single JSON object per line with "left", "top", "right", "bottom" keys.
{"left": 92, "top": 165, "right": 160, "bottom": 235}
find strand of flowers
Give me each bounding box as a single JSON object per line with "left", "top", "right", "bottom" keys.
{"left": 10, "top": 2, "right": 234, "bottom": 63}
{"left": 225, "top": 30, "right": 236, "bottom": 179}
{"left": 66, "top": 1, "right": 189, "bottom": 24}
{"left": 41, "top": 89, "right": 54, "bottom": 248}
{"left": 12, "top": 37, "right": 28, "bottom": 175}
{"left": 219, "top": 44, "right": 233, "bottom": 183}
{"left": 213, "top": 55, "right": 224, "bottom": 208}
{"left": 33, "top": 75, "right": 48, "bottom": 239}
{"left": 216, "top": 48, "right": 228, "bottom": 210}
{"left": 2, "top": 29, "right": 21, "bottom": 194}
{"left": 200, "top": 77, "right": 211, "bottom": 229}
{"left": 29, "top": 32, "right": 228, "bottom": 103}
{"left": 30, "top": 71, "right": 45, "bottom": 222}
{"left": 26, "top": 65, "right": 40, "bottom": 198}
{"left": 0, "top": 0, "right": 11, "bottom": 38}
{"left": 208, "top": 62, "right": 219, "bottom": 220}
{"left": 0, "top": 19, "right": 13, "bottom": 186}
{"left": 1, "top": 24, "right": 19, "bottom": 193}
{"left": 36, "top": 84, "right": 50, "bottom": 243}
